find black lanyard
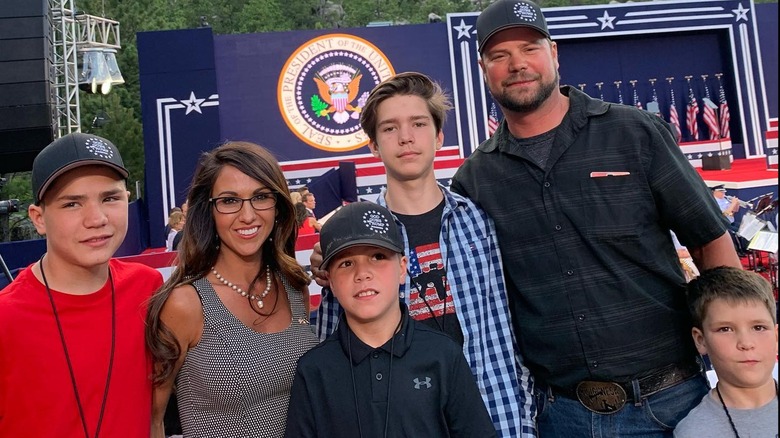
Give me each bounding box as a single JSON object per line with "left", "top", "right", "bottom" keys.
{"left": 39, "top": 255, "right": 116, "bottom": 438}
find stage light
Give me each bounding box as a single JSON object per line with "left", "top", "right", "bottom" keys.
{"left": 78, "top": 48, "right": 112, "bottom": 94}
{"left": 103, "top": 49, "right": 125, "bottom": 87}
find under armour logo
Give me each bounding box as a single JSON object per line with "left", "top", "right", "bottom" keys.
{"left": 413, "top": 377, "right": 432, "bottom": 389}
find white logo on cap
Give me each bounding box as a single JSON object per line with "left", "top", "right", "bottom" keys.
{"left": 362, "top": 210, "right": 389, "bottom": 234}
{"left": 84, "top": 137, "right": 115, "bottom": 159}
{"left": 513, "top": 2, "right": 538, "bottom": 23}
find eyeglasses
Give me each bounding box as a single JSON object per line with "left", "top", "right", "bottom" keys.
{"left": 209, "top": 192, "right": 278, "bottom": 214}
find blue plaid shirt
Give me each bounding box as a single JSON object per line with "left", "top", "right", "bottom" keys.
{"left": 316, "top": 185, "right": 537, "bottom": 438}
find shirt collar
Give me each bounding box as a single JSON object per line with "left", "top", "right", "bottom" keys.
{"left": 479, "top": 85, "right": 609, "bottom": 154}
{"left": 337, "top": 302, "right": 413, "bottom": 365}
{"left": 377, "top": 183, "right": 467, "bottom": 215}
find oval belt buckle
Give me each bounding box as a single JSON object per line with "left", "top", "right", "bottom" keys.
{"left": 575, "top": 381, "right": 628, "bottom": 414}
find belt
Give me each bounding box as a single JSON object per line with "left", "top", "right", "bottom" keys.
{"left": 550, "top": 361, "right": 702, "bottom": 414}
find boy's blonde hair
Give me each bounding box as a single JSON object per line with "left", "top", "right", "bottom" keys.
{"left": 686, "top": 266, "right": 776, "bottom": 328}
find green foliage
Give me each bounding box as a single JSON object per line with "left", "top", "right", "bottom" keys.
{"left": 311, "top": 95, "right": 330, "bottom": 119}
{"left": 80, "top": 93, "right": 145, "bottom": 200}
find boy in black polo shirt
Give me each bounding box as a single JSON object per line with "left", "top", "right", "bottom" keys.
{"left": 285, "top": 202, "right": 495, "bottom": 438}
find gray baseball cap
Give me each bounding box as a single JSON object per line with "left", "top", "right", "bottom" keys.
{"left": 320, "top": 202, "right": 404, "bottom": 270}
{"left": 477, "top": 0, "right": 550, "bottom": 53}
{"left": 32, "top": 132, "right": 128, "bottom": 204}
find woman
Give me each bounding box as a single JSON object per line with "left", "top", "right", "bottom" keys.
{"left": 165, "top": 210, "right": 185, "bottom": 251}
{"left": 146, "top": 142, "right": 319, "bottom": 437}
{"left": 295, "top": 202, "right": 317, "bottom": 236}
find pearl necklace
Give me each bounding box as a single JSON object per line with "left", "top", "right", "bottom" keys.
{"left": 212, "top": 265, "right": 272, "bottom": 308}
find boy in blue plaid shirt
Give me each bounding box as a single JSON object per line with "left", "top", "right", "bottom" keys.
{"left": 312, "top": 72, "right": 536, "bottom": 437}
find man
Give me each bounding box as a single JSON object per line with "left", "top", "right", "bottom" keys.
{"left": 711, "top": 184, "right": 740, "bottom": 222}
{"left": 315, "top": 72, "right": 536, "bottom": 437}
{"left": 301, "top": 192, "right": 322, "bottom": 232}
{"left": 0, "top": 133, "right": 164, "bottom": 436}
{"left": 450, "top": 1, "right": 741, "bottom": 436}
{"left": 710, "top": 184, "right": 747, "bottom": 255}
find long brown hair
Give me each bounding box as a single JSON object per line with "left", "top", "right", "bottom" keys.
{"left": 146, "top": 141, "right": 308, "bottom": 384}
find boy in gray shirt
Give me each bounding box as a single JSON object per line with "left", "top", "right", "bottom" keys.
{"left": 675, "top": 267, "right": 778, "bottom": 437}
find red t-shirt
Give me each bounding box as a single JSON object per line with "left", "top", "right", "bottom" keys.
{"left": 0, "top": 259, "right": 163, "bottom": 437}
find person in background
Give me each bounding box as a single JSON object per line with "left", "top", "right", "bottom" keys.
{"left": 290, "top": 191, "right": 303, "bottom": 205}
{"left": 311, "top": 72, "right": 536, "bottom": 437}
{"left": 0, "top": 133, "right": 164, "bottom": 436}
{"left": 165, "top": 210, "right": 185, "bottom": 252}
{"left": 285, "top": 202, "right": 496, "bottom": 438}
{"left": 295, "top": 202, "right": 317, "bottom": 236}
{"left": 164, "top": 206, "right": 182, "bottom": 237}
{"left": 450, "top": 0, "right": 741, "bottom": 435}
{"left": 711, "top": 184, "right": 747, "bottom": 256}
{"left": 146, "top": 141, "right": 319, "bottom": 437}
{"left": 671, "top": 231, "right": 700, "bottom": 282}
{"left": 301, "top": 192, "right": 322, "bottom": 232}
{"left": 675, "top": 267, "right": 778, "bottom": 437}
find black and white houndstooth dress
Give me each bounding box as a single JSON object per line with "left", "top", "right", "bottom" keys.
{"left": 175, "top": 274, "right": 319, "bottom": 437}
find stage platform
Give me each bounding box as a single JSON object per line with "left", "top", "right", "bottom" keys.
{"left": 696, "top": 158, "right": 777, "bottom": 190}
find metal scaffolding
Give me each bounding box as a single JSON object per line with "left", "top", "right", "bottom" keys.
{"left": 49, "top": 0, "right": 121, "bottom": 139}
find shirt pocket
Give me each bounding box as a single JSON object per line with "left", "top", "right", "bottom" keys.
{"left": 578, "top": 173, "right": 651, "bottom": 240}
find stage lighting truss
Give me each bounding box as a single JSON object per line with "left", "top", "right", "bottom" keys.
{"left": 50, "top": 0, "right": 123, "bottom": 137}
{"left": 75, "top": 14, "right": 122, "bottom": 95}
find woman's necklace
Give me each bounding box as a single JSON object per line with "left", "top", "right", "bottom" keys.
{"left": 39, "top": 255, "right": 116, "bottom": 438}
{"left": 212, "top": 265, "right": 272, "bottom": 308}
{"left": 715, "top": 383, "right": 741, "bottom": 438}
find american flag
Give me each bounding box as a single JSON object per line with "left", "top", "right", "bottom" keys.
{"left": 487, "top": 102, "right": 499, "bottom": 137}
{"left": 686, "top": 86, "right": 699, "bottom": 141}
{"left": 718, "top": 83, "right": 731, "bottom": 138}
{"left": 633, "top": 87, "right": 643, "bottom": 109}
{"left": 702, "top": 85, "right": 720, "bottom": 140}
{"left": 669, "top": 88, "right": 682, "bottom": 143}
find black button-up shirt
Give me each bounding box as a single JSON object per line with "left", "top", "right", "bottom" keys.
{"left": 285, "top": 306, "right": 496, "bottom": 437}
{"left": 451, "top": 86, "right": 728, "bottom": 389}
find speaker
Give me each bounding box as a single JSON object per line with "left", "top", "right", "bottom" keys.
{"left": 0, "top": 0, "right": 53, "bottom": 174}
{"left": 701, "top": 155, "right": 732, "bottom": 171}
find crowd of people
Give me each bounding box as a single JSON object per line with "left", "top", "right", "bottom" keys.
{"left": 0, "top": 0, "right": 776, "bottom": 437}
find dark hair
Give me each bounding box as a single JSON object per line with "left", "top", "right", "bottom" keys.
{"left": 146, "top": 141, "right": 308, "bottom": 384}
{"left": 686, "top": 266, "right": 776, "bottom": 328}
{"left": 359, "top": 72, "right": 452, "bottom": 143}
{"left": 294, "top": 202, "right": 309, "bottom": 228}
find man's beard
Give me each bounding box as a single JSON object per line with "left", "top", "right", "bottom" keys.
{"left": 493, "top": 71, "right": 559, "bottom": 113}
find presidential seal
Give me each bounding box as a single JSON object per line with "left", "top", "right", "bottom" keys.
{"left": 278, "top": 34, "right": 395, "bottom": 152}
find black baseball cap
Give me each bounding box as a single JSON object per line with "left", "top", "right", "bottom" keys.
{"left": 32, "top": 132, "right": 128, "bottom": 204}
{"left": 477, "top": 0, "right": 550, "bottom": 54}
{"left": 320, "top": 202, "right": 404, "bottom": 270}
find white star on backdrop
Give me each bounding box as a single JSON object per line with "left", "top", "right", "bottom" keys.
{"left": 453, "top": 19, "right": 473, "bottom": 39}
{"left": 597, "top": 11, "right": 616, "bottom": 30}
{"left": 732, "top": 3, "right": 750, "bottom": 21}
{"left": 181, "top": 92, "right": 206, "bottom": 115}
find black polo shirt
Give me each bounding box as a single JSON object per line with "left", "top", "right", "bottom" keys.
{"left": 451, "top": 86, "right": 728, "bottom": 390}
{"left": 285, "top": 305, "right": 496, "bottom": 437}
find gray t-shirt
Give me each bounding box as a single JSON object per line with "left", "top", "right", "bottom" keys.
{"left": 674, "top": 391, "right": 778, "bottom": 438}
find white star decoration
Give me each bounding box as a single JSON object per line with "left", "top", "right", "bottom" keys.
{"left": 181, "top": 92, "right": 206, "bottom": 115}
{"left": 453, "top": 19, "right": 473, "bottom": 39}
{"left": 732, "top": 3, "right": 749, "bottom": 21}
{"left": 597, "top": 11, "right": 616, "bottom": 30}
